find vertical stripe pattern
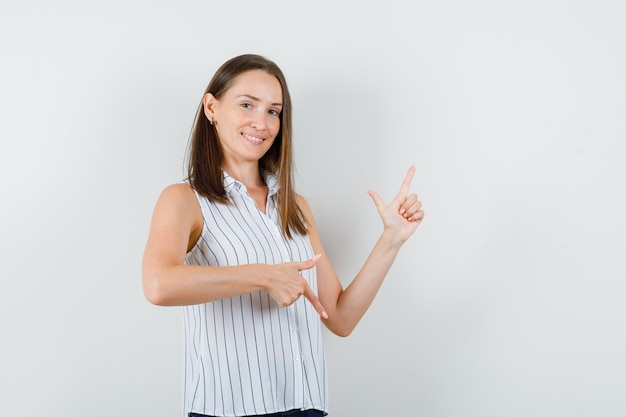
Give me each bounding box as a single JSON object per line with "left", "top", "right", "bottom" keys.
{"left": 182, "top": 173, "right": 328, "bottom": 417}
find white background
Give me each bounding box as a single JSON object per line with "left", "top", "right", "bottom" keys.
{"left": 1, "top": 1, "right": 625, "bottom": 416}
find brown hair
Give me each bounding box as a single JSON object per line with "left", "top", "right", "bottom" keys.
{"left": 186, "top": 54, "right": 306, "bottom": 238}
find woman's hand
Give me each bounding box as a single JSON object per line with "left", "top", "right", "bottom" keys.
{"left": 367, "top": 165, "right": 424, "bottom": 245}
{"left": 264, "top": 254, "right": 328, "bottom": 319}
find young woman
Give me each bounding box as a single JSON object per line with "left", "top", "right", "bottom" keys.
{"left": 142, "top": 54, "right": 424, "bottom": 417}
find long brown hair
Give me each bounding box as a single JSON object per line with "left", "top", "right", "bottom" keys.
{"left": 186, "top": 54, "right": 307, "bottom": 238}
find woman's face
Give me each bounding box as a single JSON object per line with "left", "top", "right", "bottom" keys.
{"left": 205, "top": 70, "right": 283, "bottom": 168}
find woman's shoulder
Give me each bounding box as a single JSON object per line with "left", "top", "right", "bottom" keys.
{"left": 296, "top": 193, "right": 315, "bottom": 220}
{"left": 160, "top": 181, "right": 196, "bottom": 197}
{"left": 155, "top": 182, "right": 199, "bottom": 213}
{"left": 295, "top": 192, "right": 311, "bottom": 208}
{"left": 162, "top": 181, "right": 195, "bottom": 193}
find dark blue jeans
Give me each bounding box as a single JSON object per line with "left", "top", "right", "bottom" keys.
{"left": 189, "top": 410, "right": 325, "bottom": 417}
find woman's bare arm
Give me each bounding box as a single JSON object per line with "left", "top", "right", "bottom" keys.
{"left": 142, "top": 183, "right": 327, "bottom": 316}
{"left": 301, "top": 166, "right": 424, "bottom": 336}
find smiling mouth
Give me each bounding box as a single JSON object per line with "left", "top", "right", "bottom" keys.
{"left": 242, "top": 132, "right": 264, "bottom": 144}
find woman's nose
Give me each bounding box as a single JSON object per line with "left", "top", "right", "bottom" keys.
{"left": 250, "top": 111, "right": 267, "bottom": 130}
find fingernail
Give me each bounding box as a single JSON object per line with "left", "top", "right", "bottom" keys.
{"left": 321, "top": 311, "right": 328, "bottom": 319}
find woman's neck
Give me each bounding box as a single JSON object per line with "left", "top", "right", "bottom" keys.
{"left": 222, "top": 162, "right": 265, "bottom": 189}
{"left": 222, "top": 163, "right": 269, "bottom": 214}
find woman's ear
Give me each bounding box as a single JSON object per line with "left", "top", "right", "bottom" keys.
{"left": 202, "top": 93, "right": 217, "bottom": 124}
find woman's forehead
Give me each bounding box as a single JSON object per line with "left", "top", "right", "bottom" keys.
{"left": 226, "top": 70, "right": 283, "bottom": 103}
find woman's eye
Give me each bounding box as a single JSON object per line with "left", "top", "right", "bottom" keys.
{"left": 241, "top": 103, "right": 252, "bottom": 109}
{"left": 269, "top": 109, "right": 279, "bottom": 116}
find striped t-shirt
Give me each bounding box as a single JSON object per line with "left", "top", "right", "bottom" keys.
{"left": 182, "top": 172, "right": 328, "bottom": 417}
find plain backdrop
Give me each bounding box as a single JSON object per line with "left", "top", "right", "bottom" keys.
{"left": 1, "top": 1, "right": 625, "bottom": 416}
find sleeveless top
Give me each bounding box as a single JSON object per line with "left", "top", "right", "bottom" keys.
{"left": 182, "top": 172, "right": 328, "bottom": 417}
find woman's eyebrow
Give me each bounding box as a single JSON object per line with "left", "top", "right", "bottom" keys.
{"left": 237, "top": 94, "right": 282, "bottom": 107}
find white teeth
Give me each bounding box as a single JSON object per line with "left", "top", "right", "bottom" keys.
{"left": 243, "top": 133, "right": 263, "bottom": 143}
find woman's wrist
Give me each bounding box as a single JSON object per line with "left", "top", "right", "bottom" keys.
{"left": 380, "top": 228, "right": 405, "bottom": 251}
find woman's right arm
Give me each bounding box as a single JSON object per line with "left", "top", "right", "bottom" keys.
{"left": 141, "top": 183, "right": 263, "bottom": 305}
{"left": 141, "top": 183, "right": 327, "bottom": 314}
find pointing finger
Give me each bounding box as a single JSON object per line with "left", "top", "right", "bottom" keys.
{"left": 394, "top": 165, "right": 415, "bottom": 202}
{"left": 303, "top": 283, "right": 328, "bottom": 319}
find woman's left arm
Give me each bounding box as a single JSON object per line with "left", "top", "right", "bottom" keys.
{"left": 300, "top": 166, "right": 424, "bottom": 337}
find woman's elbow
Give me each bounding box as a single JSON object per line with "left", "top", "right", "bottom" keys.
{"left": 142, "top": 270, "right": 171, "bottom": 306}
{"left": 324, "top": 320, "right": 355, "bottom": 338}
{"left": 143, "top": 283, "right": 165, "bottom": 306}
{"left": 333, "top": 328, "right": 353, "bottom": 338}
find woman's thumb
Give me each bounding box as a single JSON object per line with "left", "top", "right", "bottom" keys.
{"left": 296, "top": 254, "right": 322, "bottom": 271}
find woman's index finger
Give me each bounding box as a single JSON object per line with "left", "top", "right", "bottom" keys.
{"left": 396, "top": 165, "right": 416, "bottom": 199}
